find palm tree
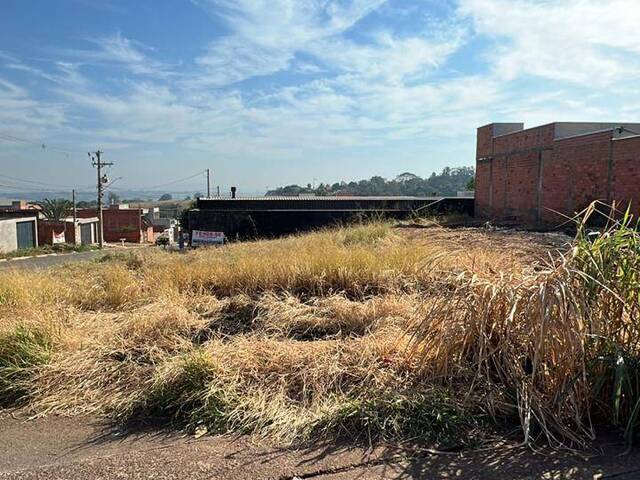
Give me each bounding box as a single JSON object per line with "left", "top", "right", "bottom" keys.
{"left": 37, "top": 198, "right": 72, "bottom": 221}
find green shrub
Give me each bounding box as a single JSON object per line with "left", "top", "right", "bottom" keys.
{"left": 0, "top": 325, "right": 52, "bottom": 405}
{"left": 574, "top": 205, "right": 640, "bottom": 444}
{"left": 316, "top": 389, "right": 482, "bottom": 447}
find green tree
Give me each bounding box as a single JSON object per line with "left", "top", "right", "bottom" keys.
{"left": 159, "top": 193, "right": 173, "bottom": 201}
{"left": 466, "top": 177, "right": 475, "bottom": 190}
{"left": 77, "top": 200, "right": 97, "bottom": 209}
{"left": 107, "top": 191, "right": 120, "bottom": 206}
{"left": 266, "top": 167, "right": 475, "bottom": 197}
{"left": 37, "top": 198, "right": 72, "bottom": 221}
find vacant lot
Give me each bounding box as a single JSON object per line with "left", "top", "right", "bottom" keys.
{"left": 0, "top": 219, "right": 637, "bottom": 451}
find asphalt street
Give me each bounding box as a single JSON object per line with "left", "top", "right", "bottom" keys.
{"left": 0, "top": 250, "right": 107, "bottom": 270}
{"left": 1, "top": 416, "right": 640, "bottom": 479}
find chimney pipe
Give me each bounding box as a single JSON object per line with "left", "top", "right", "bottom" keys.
{"left": 231, "top": 186, "right": 237, "bottom": 199}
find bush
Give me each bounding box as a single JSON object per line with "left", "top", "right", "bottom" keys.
{"left": 0, "top": 325, "right": 52, "bottom": 405}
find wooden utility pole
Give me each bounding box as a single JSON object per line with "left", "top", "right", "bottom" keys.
{"left": 89, "top": 150, "right": 113, "bottom": 249}
{"left": 72, "top": 189, "right": 77, "bottom": 245}
{"left": 206, "top": 168, "right": 211, "bottom": 198}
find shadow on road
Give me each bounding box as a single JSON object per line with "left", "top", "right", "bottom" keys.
{"left": 2, "top": 415, "right": 640, "bottom": 479}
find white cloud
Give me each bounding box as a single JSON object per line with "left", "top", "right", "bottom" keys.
{"left": 5, "top": 0, "right": 640, "bottom": 189}
{"left": 459, "top": 0, "right": 640, "bottom": 86}
{"left": 312, "top": 29, "right": 465, "bottom": 84}
{"left": 192, "top": 0, "right": 387, "bottom": 86}
{"left": 0, "top": 77, "right": 67, "bottom": 136}
{"left": 55, "top": 32, "right": 171, "bottom": 77}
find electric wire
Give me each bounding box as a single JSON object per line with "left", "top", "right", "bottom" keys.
{"left": 0, "top": 173, "right": 78, "bottom": 189}
{"left": 0, "top": 132, "right": 84, "bottom": 155}
{"left": 123, "top": 170, "right": 207, "bottom": 191}
{"left": 2, "top": 135, "right": 208, "bottom": 195}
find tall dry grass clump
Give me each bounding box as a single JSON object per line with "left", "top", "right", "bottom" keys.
{"left": 409, "top": 203, "right": 640, "bottom": 446}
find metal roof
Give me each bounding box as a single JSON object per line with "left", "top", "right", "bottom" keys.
{"left": 199, "top": 196, "right": 442, "bottom": 201}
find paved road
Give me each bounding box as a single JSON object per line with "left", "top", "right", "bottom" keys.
{"left": 0, "top": 250, "right": 107, "bottom": 270}
{"left": 1, "top": 416, "right": 640, "bottom": 479}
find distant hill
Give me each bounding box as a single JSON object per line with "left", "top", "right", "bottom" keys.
{"left": 266, "top": 167, "right": 475, "bottom": 197}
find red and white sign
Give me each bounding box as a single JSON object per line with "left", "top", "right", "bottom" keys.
{"left": 191, "top": 230, "right": 225, "bottom": 246}
{"left": 52, "top": 231, "right": 66, "bottom": 244}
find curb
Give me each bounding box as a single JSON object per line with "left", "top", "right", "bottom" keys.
{"left": 0, "top": 250, "right": 92, "bottom": 264}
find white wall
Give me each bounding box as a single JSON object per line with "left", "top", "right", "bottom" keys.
{"left": 0, "top": 219, "right": 18, "bottom": 253}
{"left": 0, "top": 217, "right": 38, "bottom": 253}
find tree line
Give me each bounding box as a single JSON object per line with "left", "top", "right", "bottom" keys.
{"left": 266, "top": 167, "right": 475, "bottom": 197}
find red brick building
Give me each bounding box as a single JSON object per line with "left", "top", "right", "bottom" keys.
{"left": 37, "top": 217, "right": 99, "bottom": 246}
{"left": 77, "top": 207, "right": 154, "bottom": 243}
{"left": 475, "top": 122, "right": 640, "bottom": 226}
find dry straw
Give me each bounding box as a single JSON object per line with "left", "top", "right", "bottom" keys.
{"left": 0, "top": 213, "right": 637, "bottom": 447}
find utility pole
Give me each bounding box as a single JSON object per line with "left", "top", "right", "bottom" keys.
{"left": 89, "top": 150, "right": 113, "bottom": 249}
{"left": 216, "top": 185, "right": 220, "bottom": 198}
{"left": 72, "top": 189, "right": 77, "bottom": 245}
{"left": 206, "top": 168, "right": 211, "bottom": 198}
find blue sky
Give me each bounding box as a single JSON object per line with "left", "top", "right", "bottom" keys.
{"left": 1, "top": 0, "right": 640, "bottom": 195}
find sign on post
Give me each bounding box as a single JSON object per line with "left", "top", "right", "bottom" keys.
{"left": 191, "top": 230, "right": 225, "bottom": 246}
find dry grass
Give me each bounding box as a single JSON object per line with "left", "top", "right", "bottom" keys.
{"left": 2, "top": 216, "right": 634, "bottom": 449}
{"left": 408, "top": 204, "right": 640, "bottom": 447}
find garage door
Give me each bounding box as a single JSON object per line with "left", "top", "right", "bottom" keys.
{"left": 16, "top": 221, "right": 36, "bottom": 249}
{"left": 80, "top": 223, "right": 93, "bottom": 244}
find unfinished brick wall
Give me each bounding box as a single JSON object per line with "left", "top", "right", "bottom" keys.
{"left": 37, "top": 221, "right": 67, "bottom": 246}
{"left": 541, "top": 131, "right": 612, "bottom": 224}
{"left": 77, "top": 209, "right": 145, "bottom": 243}
{"left": 475, "top": 159, "right": 492, "bottom": 218}
{"left": 475, "top": 123, "right": 554, "bottom": 223}
{"left": 475, "top": 122, "right": 640, "bottom": 226}
{"left": 612, "top": 136, "right": 640, "bottom": 216}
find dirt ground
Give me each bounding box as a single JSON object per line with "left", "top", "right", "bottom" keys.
{"left": 396, "top": 224, "right": 572, "bottom": 262}
{"left": 1, "top": 415, "right": 640, "bottom": 479}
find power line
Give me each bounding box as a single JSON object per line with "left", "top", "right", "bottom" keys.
{"left": 125, "top": 170, "right": 207, "bottom": 191}
{"left": 0, "top": 173, "right": 78, "bottom": 189}
{"left": 0, "top": 181, "right": 93, "bottom": 192}
{"left": 0, "top": 131, "right": 83, "bottom": 155}
{"left": 0, "top": 182, "right": 53, "bottom": 192}
{"left": 0, "top": 183, "right": 94, "bottom": 194}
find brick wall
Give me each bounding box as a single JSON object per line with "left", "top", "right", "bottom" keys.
{"left": 541, "top": 131, "right": 612, "bottom": 223}
{"left": 77, "top": 208, "right": 144, "bottom": 243}
{"left": 475, "top": 123, "right": 554, "bottom": 223}
{"left": 38, "top": 221, "right": 74, "bottom": 245}
{"left": 475, "top": 122, "right": 640, "bottom": 227}
{"left": 474, "top": 159, "right": 492, "bottom": 218}
{"left": 612, "top": 136, "right": 640, "bottom": 217}
{"left": 103, "top": 209, "right": 143, "bottom": 242}
{"left": 476, "top": 125, "right": 496, "bottom": 159}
